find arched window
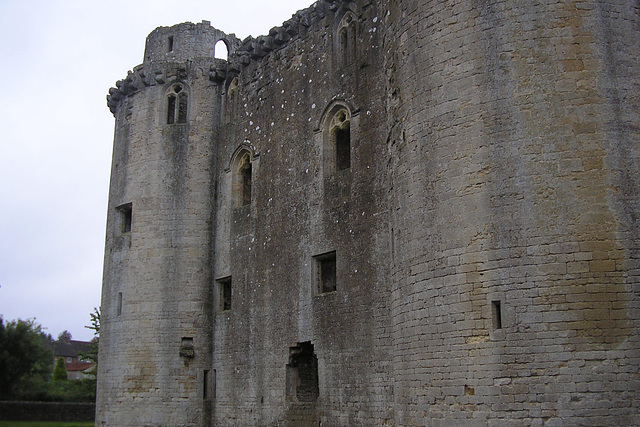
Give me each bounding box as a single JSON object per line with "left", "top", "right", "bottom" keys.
{"left": 166, "top": 83, "right": 188, "bottom": 124}
{"left": 322, "top": 104, "right": 352, "bottom": 174}
{"left": 337, "top": 12, "right": 357, "bottom": 66}
{"left": 226, "top": 77, "right": 239, "bottom": 116}
{"left": 215, "top": 39, "right": 229, "bottom": 60}
{"left": 330, "top": 110, "right": 351, "bottom": 170}
{"left": 232, "top": 149, "right": 252, "bottom": 207}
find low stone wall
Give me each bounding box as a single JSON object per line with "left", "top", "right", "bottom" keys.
{"left": 0, "top": 401, "right": 95, "bottom": 422}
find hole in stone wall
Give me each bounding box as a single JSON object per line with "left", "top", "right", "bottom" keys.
{"left": 217, "top": 277, "right": 232, "bottom": 312}
{"left": 286, "top": 342, "right": 319, "bottom": 402}
{"left": 315, "top": 251, "right": 337, "bottom": 294}
{"left": 215, "top": 40, "right": 229, "bottom": 60}
{"left": 168, "top": 36, "right": 174, "bottom": 52}
{"left": 116, "top": 203, "right": 132, "bottom": 234}
{"left": 117, "top": 292, "right": 123, "bottom": 316}
{"left": 492, "top": 300, "right": 502, "bottom": 330}
{"left": 180, "top": 337, "right": 194, "bottom": 358}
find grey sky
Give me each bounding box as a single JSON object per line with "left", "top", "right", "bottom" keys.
{"left": 0, "top": 0, "right": 314, "bottom": 341}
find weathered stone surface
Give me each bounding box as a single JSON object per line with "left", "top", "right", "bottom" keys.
{"left": 98, "top": 1, "right": 640, "bottom": 426}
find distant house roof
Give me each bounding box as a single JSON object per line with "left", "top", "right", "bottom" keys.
{"left": 65, "top": 361, "right": 95, "bottom": 372}
{"left": 52, "top": 339, "right": 92, "bottom": 358}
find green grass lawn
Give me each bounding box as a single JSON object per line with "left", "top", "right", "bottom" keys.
{"left": 0, "top": 422, "right": 93, "bottom": 427}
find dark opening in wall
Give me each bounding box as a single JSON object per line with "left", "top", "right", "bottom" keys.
{"left": 335, "top": 126, "right": 351, "bottom": 170}
{"left": 324, "top": 106, "right": 351, "bottom": 174}
{"left": 116, "top": 292, "right": 122, "bottom": 316}
{"left": 167, "top": 95, "right": 176, "bottom": 124}
{"left": 168, "top": 36, "right": 174, "bottom": 52}
{"left": 179, "top": 337, "right": 194, "bottom": 358}
{"left": 203, "top": 370, "right": 210, "bottom": 400}
{"left": 286, "top": 342, "right": 319, "bottom": 402}
{"left": 492, "top": 300, "right": 502, "bottom": 330}
{"left": 315, "top": 251, "right": 337, "bottom": 294}
{"left": 116, "top": 203, "right": 132, "bottom": 234}
{"left": 217, "top": 277, "right": 232, "bottom": 312}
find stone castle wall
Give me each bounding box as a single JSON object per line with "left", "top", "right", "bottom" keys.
{"left": 98, "top": 0, "right": 640, "bottom": 425}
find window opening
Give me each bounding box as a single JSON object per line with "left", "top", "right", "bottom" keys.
{"left": 166, "top": 84, "right": 187, "bottom": 124}
{"left": 492, "top": 300, "right": 502, "bottom": 330}
{"left": 180, "top": 337, "right": 195, "bottom": 358}
{"left": 327, "top": 108, "right": 351, "bottom": 173}
{"left": 335, "top": 126, "right": 351, "bottom": 170}
{"left": 337, "top": 12, "right": 357, "bottom": 66}
{"left": 168, "top": 36, "right": 174, "bottom": 52}
{"left": 215, "top": 39, "right": 228, "bottom": 60}
{"left": 315, "top": 251, "right": 337, "bottom": 294}
{"left": 217, "top": 277, "right": 232, "bottom": 312}
{"left": 117, "top": 203, "right": 132, "bottom": 234}
{"left": 286, "top": 342, "right": 319, "bottom": 402}
{"left": 232, "top": 150, "right": 252, "bottom": 207}
{"left": 167, "top": 95, "right": 176, "bottom": 124}
{"left": 117, "top": 292, "right": 123, "bottom": 316}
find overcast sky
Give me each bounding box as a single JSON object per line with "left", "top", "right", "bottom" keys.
{"left": 0, "top": 0, "right": 314, "bottom": 341}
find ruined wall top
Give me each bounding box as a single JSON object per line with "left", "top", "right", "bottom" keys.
{"left": 107, "top": 0, "right": 361, "bottom": 115}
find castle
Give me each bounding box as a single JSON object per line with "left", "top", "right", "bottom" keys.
{"left": 97, "top": 0, "right": 640, "bottom": 425}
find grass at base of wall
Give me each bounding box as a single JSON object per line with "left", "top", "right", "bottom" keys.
{"left": 0, "top": 422, "right": 94, "bottom": 427}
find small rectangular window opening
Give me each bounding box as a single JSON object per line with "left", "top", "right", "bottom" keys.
{"left": 492, "top": 300, "right": 502, "bottom": 330}
{"left": 168, "top": 36, "right": 174, "bottom": 52}
{"left": 117, "top": 292, "right": 123, "bottom": 316}
{"left": 315, "top": 251, "right": 337, "bottom": 294}
{"left": 117, "top": 203, "right": 132, "bottom": 234}
{"left": 217, "top": 277, "right": 232, "bottom": 311}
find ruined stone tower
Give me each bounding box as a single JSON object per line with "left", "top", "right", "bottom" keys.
{"left": 98, "top": 1, "right": 640, "bottom": 426}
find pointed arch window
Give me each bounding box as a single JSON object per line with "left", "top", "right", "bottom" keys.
{"left": 337, "top": 12, "right": 357, "bottom": 66}
{"left": 232, "top": 149, "right": 253, "bottom": 207}
{"left": 167, "top": 83, "right": 188, "bottom": 124}
{"left": 322, "top": 104, "right": 352, "bottom": 174}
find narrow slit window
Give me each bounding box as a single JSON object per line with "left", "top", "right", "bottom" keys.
{"left": 116, "top": 292, "right": 123, "bottom": 316}
{"left": 168, "top": 36, "right": 174, "bottom": 52}
{"left": 492, "top": 300, "right": 502, "bottom": 330}
{"left": 203, "top": 370, "right": 210, "bottom": 400}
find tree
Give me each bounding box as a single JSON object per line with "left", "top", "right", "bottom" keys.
{"left": 57, "top": 330, "right": 72, "bottom": 343}
{"left": 0, "top": 317, "right": 53, "bottom": 400}
{"left": 51, "top": 357, "right": 68, "bottom": 381}
{"left": 81, "top": 307, "right": 100, "bottom": 378}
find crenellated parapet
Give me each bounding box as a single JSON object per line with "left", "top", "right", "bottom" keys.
{"left": 107, "top": 59, "right": 230, "bottom": 115}
{"left": 107, "top": 0, "right": 362, "bottom": 114}
{"left": 234, "top": 0, "right": 358, "bottom": 64}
